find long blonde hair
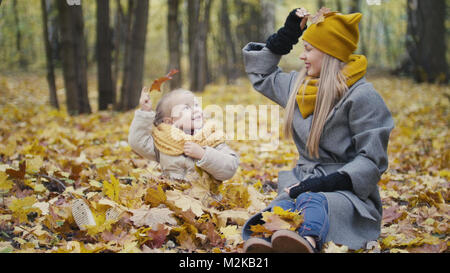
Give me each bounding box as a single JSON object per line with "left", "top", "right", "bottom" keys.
{"left": 284, "top": 54, "right": 348, "bottom": 159}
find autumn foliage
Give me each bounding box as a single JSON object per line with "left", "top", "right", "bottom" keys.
{"left": 0, "top": 74, "right": 448, "bottom": 253}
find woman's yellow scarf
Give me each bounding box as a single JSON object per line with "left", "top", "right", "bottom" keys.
{"left": 297, "top": 54, "right": 368, "bottom": 119}
{"left": 152, "top": 120, "right": 225, "bottom": 156}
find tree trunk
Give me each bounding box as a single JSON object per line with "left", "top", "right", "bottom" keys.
{"left": 349, "top": 0, "right": 361, "bottom": 13}
{"left": 188, "top": 0, "right": 213, "bottom": 92}
{"left": 96, "top": 0, "right": 115, "bottom": 110}
{"left": 112, "top": 0, "right": 126, "bottom": 99}
{"left": 41, "top": 0, "right": 59, "bottom": 109}
{"left": 360, "top": 8, "right": 372, "bottom": 57}
{"left": 335, "top": 0, "right": 342, "bottom": 11}
{"left": 187, "top": 0, "right": 199, "bottom": 91}
{"left": 402, "top": 0, "right": 448, "bottom": 83}
{"left": 219, "top": 0, "right": 238, "bottom": 84}
{"left": 56, "top": 0, "right": 91, "bottom": 115}
{"left": 261, "top": 0, "right": 275, "bottom": 39}
{"left": 167, "top": 0, "right": 182, "bottom": 89}
{"left": 317, "top": 0, "right": 326, "bottom": 9}
{"left": 381, "top": 5, "right": 394, "bottom": 68}
{"left": 12, "top": 0, "right": 27, "bottom": 69}
{"left": 118, "top": 0, "right": 149, "bottom": 111}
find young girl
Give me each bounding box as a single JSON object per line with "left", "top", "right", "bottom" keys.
{"left": 72, "top": 88, "right": 239, "bottom": 230}
{"left": 128, "top": 88, "right": 239, "bottom": 184}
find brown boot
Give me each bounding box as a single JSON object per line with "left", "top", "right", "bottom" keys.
{"left": 243, "top": 237, "right": 273, "bottom": 253}
{"left": 271, "top": 230, "right": 316, "bottom": 253}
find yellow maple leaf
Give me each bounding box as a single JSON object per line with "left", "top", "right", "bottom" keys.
{"left": 103, "top": 174, "right": 120, "bottom": 202}
{"left": 219, "top": 183, "right": 250, "bottom": 209}
{"left": 26, "top": 156, "right": 44, "bottom": 174}
{"left": 249, "top": 224, "right": 273, "bottom": 238}
{"left": 85, "top": 219, "right": 115, "bottom": 237}
{"left": 219, "top": 225, "right": 239, "bottom": 239}
{"left": 0, "top": 171, "right": 14, "bottom": 192}
{"left": 144, "top": 185, "right": 166, "bottom": 207}
{"left": 9, "top": 196, "right": 41, "bottom": 223}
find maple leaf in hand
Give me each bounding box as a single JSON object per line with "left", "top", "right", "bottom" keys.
{"left": 149, "top": 69, "right": 179, "bottom": 92}
{"left": 310, "top": 7, "right": 333, "bottom": 25}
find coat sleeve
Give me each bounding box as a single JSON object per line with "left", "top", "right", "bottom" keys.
{"left": 128, "top": 110, "right": 158, "bottom": 162}
{"left": 195, "top": 143, "right": 240, "bottom": 181}
{"left": 337, "top": 85, "right": 395, "bottom": 201}
{"left": 243, "top": 42, "right": 298, "bottom": 108}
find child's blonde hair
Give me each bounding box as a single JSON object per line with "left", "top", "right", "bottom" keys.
{"left": 153, "top": 89, "right": 193, "bottom": 127}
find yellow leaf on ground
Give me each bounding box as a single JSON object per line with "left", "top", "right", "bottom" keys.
{"left": 0, "top": 171, "right": 14, "bottom": 192}
{"left": 166, "top": 190, "right": 204, "bottom": 217}
{"left": 9, "top": 196, "right": 41, "bottom": 223}
{"left": 103, "top": 174, "right": 120, "bottom": 202}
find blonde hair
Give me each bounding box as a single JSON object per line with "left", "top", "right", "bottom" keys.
{"left": 284, "top": 54, "right": 348, "bottom": 159}
{"left": 154, "top": 89, "right": 193, "bottom": 126}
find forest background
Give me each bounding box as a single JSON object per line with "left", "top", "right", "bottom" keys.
{"left": 0, "top": 0, "right": 448, "bottom": 253}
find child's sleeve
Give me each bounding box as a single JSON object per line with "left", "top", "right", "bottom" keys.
{"left": 128, "top": 109, "right": 158, "bottom": 162}
{"left": 195, "top": 143, "right": 240, "bottom": 181}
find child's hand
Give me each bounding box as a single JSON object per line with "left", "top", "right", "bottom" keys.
{"left": 184, "top": 142, "right": 205, "bottom": 160}
{"left": 139, "top": 87, "right": 153, "bottom": 112}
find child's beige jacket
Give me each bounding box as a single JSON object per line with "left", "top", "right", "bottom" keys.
{"left": 128, "top": 110, "right": 239, "bottom": 181}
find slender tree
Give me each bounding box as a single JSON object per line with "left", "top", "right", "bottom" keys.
{"left": 335, "top": 0, "right": 342, "bottom": 11}
{"left": 41, "top": 0, "right": 59, "bottom": 109}
{"left": 12, "top": 0, "right": 27, "bottom": 68}
{"left": 401, "top": 0, "right": 448, "bottom": 83}
{"left": 56, "top": 0, "right": 91, "bottom": 115}
{"left": 349, "top": 0, "right": 361, "bottom": 13}
{"left": 167, "top": 0, "right": 182, "bottom": 89}
{"left": 219, "top": 0, "right": 238, "bottom": 84}
{"left": 317, "top": 0, "right": 326, "bottom": 9}
{"left": 112, "top": 0, "right": 126, "bottom": 98}
{"left": 261, "top": 0, "right": 275, "bottom": 39}
{"left": 188, "top": 0, "right": 213, "bottom": 92}
{"left": 96, "top": 0, "right": 115, "bottom": 110}
{"left": 118, "top": 0, "right": 149, "bottom": 111}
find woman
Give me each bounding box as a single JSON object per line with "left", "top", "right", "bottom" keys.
{"left": 242, "top": 8, "right": 395, "bottom": 252}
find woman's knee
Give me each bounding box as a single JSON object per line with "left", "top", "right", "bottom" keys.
{"left": 271, "top": 200, "right": 296, "bottom": 212}
{"left": 295, "top": 192, "right": 328, "bottom": 211}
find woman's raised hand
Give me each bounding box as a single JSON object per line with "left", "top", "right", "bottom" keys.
{"left": 139, "top": 87, "right": 153, "bottom": 112}
{"left": 265, "top": 8, "right": 310, "bottom": 55}
{"left": 295, "top": 8, "right": 310, "bottom": 31}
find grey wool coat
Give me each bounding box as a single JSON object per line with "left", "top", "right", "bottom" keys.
{"left": 241, "top": 43, "right": 395, "bottom": 250}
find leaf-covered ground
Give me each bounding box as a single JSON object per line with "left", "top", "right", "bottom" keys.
{"left": 0, "top": 73, "right": 448, "bottom": 253}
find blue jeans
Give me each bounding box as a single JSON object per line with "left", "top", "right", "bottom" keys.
{"left": 271, "top": 192, "right": 329, "bottom": 249}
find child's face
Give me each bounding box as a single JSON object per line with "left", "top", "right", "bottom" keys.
{"left": 169, "top": 93, "right": 204, "bottom": 132}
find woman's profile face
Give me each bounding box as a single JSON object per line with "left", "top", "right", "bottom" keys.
{"left": 300, "top": 41, "right": 325, "bottom": 78}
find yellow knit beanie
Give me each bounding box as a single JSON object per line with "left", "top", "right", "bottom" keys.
{"left": 302, "top": 11, "right": 362, "bottom": 63}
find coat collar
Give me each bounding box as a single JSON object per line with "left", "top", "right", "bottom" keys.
{"left": 324, "top": 77, "right": 368, "bottom": 125}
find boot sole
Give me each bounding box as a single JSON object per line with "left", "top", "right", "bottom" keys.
{"left": 271, "top": 230, "right": 314, "bottom": 253}
{"left": 243, "top": 238, "right": 273, "bottom": 253}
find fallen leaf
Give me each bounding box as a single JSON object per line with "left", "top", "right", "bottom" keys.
{"left": 130, "top": 206, "right": 177, "bottom": 228}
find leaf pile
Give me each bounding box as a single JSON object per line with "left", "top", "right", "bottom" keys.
{"left": 250, "top": 206, "right": 304, "bottom": 239}
{"left": 0, "top": 74, "right": 448, "bottom": 253}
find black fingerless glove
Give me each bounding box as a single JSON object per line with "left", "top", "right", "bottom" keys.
{"left": 288, "top": 172, "right": 353, "bottom": 199}
{"left": 266, "top": 9, "right": 307, "bottom": 55}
